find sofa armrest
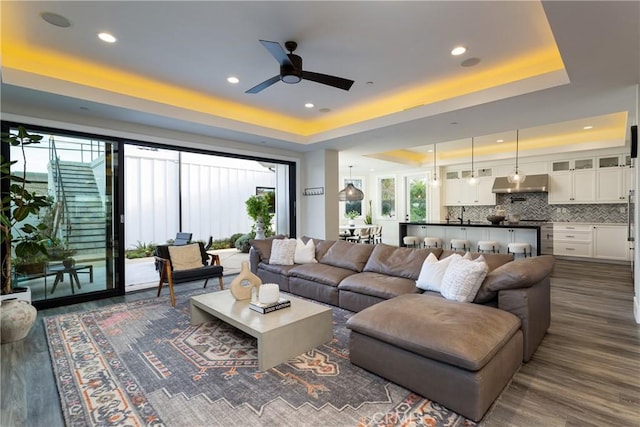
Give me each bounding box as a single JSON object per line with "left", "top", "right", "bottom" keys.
{"left": 498, "top": 277, "right": 551, "bottom": 362}
{"left": 249, "top": 247, "right": 261, "bottom": 274}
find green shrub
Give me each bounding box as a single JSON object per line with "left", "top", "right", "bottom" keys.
{"left": 235, "top": 233, "right": 254, "bottom": 253}
{"left": 125, "top": 241, "right": 157, "bottom": 259}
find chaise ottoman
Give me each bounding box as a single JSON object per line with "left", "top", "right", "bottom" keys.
{"left": 346, "top": 293, "right": 523, "bottom": 422}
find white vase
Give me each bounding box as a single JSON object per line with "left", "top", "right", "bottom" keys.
{"left": 255, "top": 217, "right": 266, "bottom": 240}
{"left": 348, "top": 219, "right": 355, "bottom": 226}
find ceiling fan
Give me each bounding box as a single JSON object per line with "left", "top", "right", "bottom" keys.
{"left": 246, "top": 40, "right": 355, "bottom": 94}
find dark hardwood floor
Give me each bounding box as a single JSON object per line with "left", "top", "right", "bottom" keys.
{"left": 2, "top": 260, "right": 639, "bottom": 427}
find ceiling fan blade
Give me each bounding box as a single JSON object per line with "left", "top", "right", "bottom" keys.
{"left": 259, "top": 40, "right": 293, "bottom": 68}
{"left": 302, "top": 71, "right": 354, "bottom": 91}
{"left": 245, "top": 75, "right": 281, "bottom": 94}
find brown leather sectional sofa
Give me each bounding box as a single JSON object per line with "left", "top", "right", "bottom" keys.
{"left": 249, "top": 236, "right": 555, "bottom": 421}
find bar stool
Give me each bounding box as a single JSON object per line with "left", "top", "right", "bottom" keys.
{"left": 477, "top": 240, "right": 499, "bottom": 253}
{"left": 450, "top": 239, "right": 470, "bottom": 251}
{"left": 423, "top": 237, "right": 443, "bottom": 248}
{"left": 508, "top": 242, "right": 532, "bottom": 258}
{"left": 403, "top": 236, "right": 420, "bottom": 248}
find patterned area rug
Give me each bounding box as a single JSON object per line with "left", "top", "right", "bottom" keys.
{"left": 45, "top": 290, "right": 475, "bottom": 426}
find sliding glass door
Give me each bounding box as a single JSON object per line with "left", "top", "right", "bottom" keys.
{"left": 4, "top": 124, "right": 120, "bottom": 307}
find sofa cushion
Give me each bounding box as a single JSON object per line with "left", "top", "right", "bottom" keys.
{"left": 319, "top": 240, "right": 374, "bottom": 272}
{"left": 250, "top": 235, "right": 286, "bottom": 263}
{"left": 363, "top": 243, "right": 442, "bottom": 280}
{"left": 473, "top": 255, "right": 554, "bottom": 303}
{"left": 302, "top": 236, "right": 336, "bottom": 261}
{"left": 168, "top": 244, "right": 203, "bottom": 270}
{"left": 440, "top": 256, "right": 489, "bottom": 302}
{"left": 346, "top": 293, "right": 521, "bottom": 371}
{"left": 258, "top": 262, "right": 298, "bottom": 276}
{"left": 289, "top": 263, "right": 356, "bottom": 287}
{"left": 338, "top": 272, "right": 421, "bottom": 300}
{"left": 416, "top": 253, "right": 460, "bottom": 292}
{"left": 440, "top": 250, "right": 513, "bottom": 272}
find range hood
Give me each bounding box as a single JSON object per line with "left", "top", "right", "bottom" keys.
{"left": 491, "top": 174, "right": 549, "bottom": 193}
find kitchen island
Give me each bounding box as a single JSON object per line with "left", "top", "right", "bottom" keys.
{"left": 399, "top": 221, "right": 549, "bottom": 256}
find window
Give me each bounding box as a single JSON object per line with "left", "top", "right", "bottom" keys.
{"left": 343, "top": 178, "right": 363, "bottom": 216}
{"left": 379, "top": 177, "right": 396, "bottom": 218}
{"left": 407, "top": 176, "right": 427, "bottom": 222}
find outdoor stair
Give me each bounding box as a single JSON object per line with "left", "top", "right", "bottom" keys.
{"left": 52, "top": 161, "right": 106, "bottom": 254}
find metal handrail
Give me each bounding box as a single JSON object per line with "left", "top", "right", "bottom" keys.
{"left": 49, "top": 137, "right": 72, "bottom": 244}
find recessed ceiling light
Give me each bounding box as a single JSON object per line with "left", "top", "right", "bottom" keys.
{"left": 427, "top": 149, "right": 433, "bottom": 153}
{"left": 227, "top": 76, "right": 239, "bottom": 84}
{"left": 370, "top": 168, "right": 375, "bottom": 172}
{"left": 98, "top": 32, "right": 117, "bottom": 43}
{"left": 451, "top": 46, "right": 466, "bottom": 56}
{"left": 305, "top": 103, "right": 314, "bottom": 108}
{"left": 583, "top": 125, "right": 593, "bottom": 130}
{"left": 461, "top": 57, "right": 481, "bottom": 67}
{"left": 497, "top": 139, "right": 504, "bottom": 143}
{"left": 40, "top": 12, "right": 71, "bottom": 28}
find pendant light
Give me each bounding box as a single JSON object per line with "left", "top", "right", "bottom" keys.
{"left": 467, "top": 137, "right": 479, "bottom": 185}
{"left": 507, "top": 129, "right": 526, "bottom": 184}
{"left": 430, "top": 144, "right": 441, "bottom": 187}
{"left": 338, "top": 165, "right": 364, "bottom": 201}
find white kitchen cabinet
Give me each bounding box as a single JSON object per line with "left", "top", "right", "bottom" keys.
{"left": 487, "top": 228, "right": 538, "bottom": 255}
{"left": 549, "top": 158, "right": 596, "bottom": 204}
{"left": 592, "top": 224, "right": 630, "bottom": 261}
{"left": 596, "top": 154, "right": 633, "bottom": 202}
{"left": 444, "top": 169, "right": 495, "bottom": 206}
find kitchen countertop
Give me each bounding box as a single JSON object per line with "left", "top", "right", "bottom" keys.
{"left": 400, "top": 221, "right": 547, "bottom": 229}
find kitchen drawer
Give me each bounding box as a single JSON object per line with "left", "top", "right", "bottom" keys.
{"left": 554, "top": 241, "right": 592, "bottom": 257}
{"left": 540, "top": 244, "right": 554, "bottom": 255}
{"left": 554, "top": 224, "right": 592, "bottom": 232}
{"left": 554, "top": 230, "right": 592, "bottom": 241}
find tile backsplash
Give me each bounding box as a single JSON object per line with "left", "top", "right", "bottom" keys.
{"left": 446, "top": 192, "right": 628, "bottom": 223}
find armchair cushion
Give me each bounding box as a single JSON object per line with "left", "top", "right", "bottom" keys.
{"left": 168, "top": 244, "right": 203, "bottom": 270}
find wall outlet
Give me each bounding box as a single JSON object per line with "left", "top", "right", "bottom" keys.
{"left": 620, "top": 206, "right": 627, "bottom": 213}
{"left": 556, "top": 208, "right": 561, "bottom": 213}
{"left": 562, "top": 208, "right": 568, "bottom": 213}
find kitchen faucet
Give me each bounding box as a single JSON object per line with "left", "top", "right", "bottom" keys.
{"left": 458, "top": 206, "right": 465, "bottom": 224}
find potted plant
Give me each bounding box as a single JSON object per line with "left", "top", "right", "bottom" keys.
{"left": 245, "top": 194, "right": 274, "bottom": 239}
{"left": 1, "top": 126, "right": 51, "bottom": 342}
{"left": 345, "top": 210, "right": 359, "bottom": 226}
{"left": 364, "top": 200, "right": 373, "bottom": 225}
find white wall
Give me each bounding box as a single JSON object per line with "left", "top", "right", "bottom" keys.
{"left": 301, "top": 150, "right": 339, "bottom": 240}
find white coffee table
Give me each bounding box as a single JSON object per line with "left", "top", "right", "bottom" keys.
{"left": 190, "top": 290, "right": 333, "bottom": 371}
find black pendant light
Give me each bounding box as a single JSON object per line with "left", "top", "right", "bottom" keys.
{"left": 338, "top": 166, "right": 364, "bottom": 201}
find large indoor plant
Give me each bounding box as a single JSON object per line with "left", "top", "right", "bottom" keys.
{"left": 245, "top": 194, "right": 274, "bottom": 239}
{"left": 1, "top": 126, "right": 52, "bottom": 296}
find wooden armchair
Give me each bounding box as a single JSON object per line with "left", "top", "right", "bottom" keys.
{"left": 155, "top": 242, "right": 223, "bottom": 306}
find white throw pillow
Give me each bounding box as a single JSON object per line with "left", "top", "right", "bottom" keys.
{"left": 294, "top": 238, "right": 317, "bottom": 264}
{"left": 416, "top": 253, "right": 461, "bottom": 292}
{"left": 440, "top": 256, "right": 489, "bottom": 302}
{"left": 168, "top": 244, "right": 203, "bottom": 270}
{"left": 269, "top": 238, "right": 298, "bottom": 265}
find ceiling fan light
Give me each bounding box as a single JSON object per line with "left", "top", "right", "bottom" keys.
{"left": 282, "top": 74, "right": 302, "bottom": 84}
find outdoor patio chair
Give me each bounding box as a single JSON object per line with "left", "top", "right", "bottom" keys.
{"left": 155, "top": 242, "right": 223, "bottom": 306}
{"left": 173, "top": 232, "right": 192, "bottom": 246}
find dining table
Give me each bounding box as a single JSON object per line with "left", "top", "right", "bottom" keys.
{"left": 339, "top": 224, "right": 372, "bottom": 237}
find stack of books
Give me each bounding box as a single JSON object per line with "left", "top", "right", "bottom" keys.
{"left": 249, "top": 297, "right": 291, "bottom": 314}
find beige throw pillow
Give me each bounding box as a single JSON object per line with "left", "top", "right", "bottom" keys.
{"left": 168, "top": 244, "right": 203, "bottom": 271}
{"left": 269, "top": 238, "right": 298, "bottom": 265}
{"left": 440, "top": 256, "right": 489, "bottom": 302}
